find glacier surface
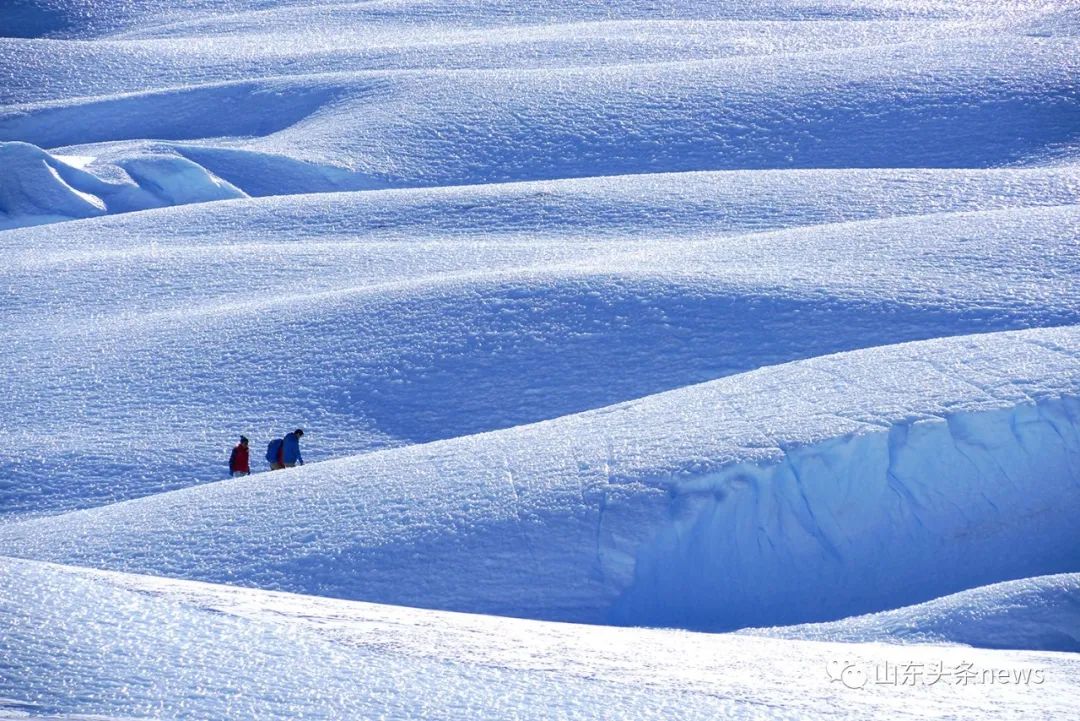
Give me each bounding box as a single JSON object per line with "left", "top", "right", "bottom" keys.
{"left": 744, "top": 573, "right": 1080, "bottom": 652}
{"left": 2, "top": 557, "right": 1078, "bottom": 721}
{"left": 1, "top": 0, "right": 1078, "bottom": 719}
{"left": 3, "top": 327, "right": 1079, "bottom": 630}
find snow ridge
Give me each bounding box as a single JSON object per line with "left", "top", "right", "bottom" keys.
{"left": 2, "top": 3, "right": 1080, "bottom": 718}
{"left": 744, "top": 572, "right": 1080, "bottom": 652}
{"left": 3, "top": 328, "right": 1078, "bottom": 630}
{"left": 2, "top": 1, "right": 1078, "bottom": 223}
{"left": 5, "top": 556, "right": 1077, "bottom": 721}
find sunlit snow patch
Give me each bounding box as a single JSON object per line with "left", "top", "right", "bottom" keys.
{"left": 0, "top": 141, "right": 105, "bottom": 228}
{"left": 0, "top": 141, "right": 246, "bottom": 229}
{"left": 1, "top": 557, "right": 1077, "bottom": 721}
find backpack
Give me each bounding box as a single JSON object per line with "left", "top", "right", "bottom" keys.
{"left": 229, "top": 446, "right": 239, "bottom": 471}
{"left": 266, "top": 438, "right": 284, "bottom": 464}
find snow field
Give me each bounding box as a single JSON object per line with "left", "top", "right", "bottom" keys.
{"left": 3, "top": 183, "right": 1078, "bottom": 518}
{"left": 2, "top": 2, "right": 1077, "bottom": 222}
{"left": 2, "top": 1, "right": 1079, "bottom": 718}
{"left": 3, "top": 327, "right": 1078, "bottom": 630}
{"left": 3, "top": 556, "right": 1078, "bottom": 721}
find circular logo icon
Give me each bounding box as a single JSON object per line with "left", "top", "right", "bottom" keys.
{"left": 827, "top": 660, "right": 868, "bottom": 690}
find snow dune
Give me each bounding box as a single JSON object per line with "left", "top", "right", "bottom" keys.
{"left": 3, "top": 556, "right": 1077, "bottom": 720}
{"left": 4, "top": 36, "right": 1075, "bottom": 197}
{"left": 0, "top": 140, "right": 245, "bottom": 229}
{"left": 746, "top": 573, "right": 1080, "bottom": 652}
{"left": 1, "top": 1, "right": 1076, "bottom": 221}
{"left": 3, "top": 326, "right": 1078, "bottom": 630}
{"left": 3, "top": 202, "right": 1077, "bottom": 518}
{"left": 2, "top": 1, "right": 1079, "bottom": 718}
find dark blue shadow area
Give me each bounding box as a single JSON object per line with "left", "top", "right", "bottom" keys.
{"left": 0, "top": 1, "right": 74, "bottom": 38}
{"left": 0, "top": 80, "right": 358, "bottom": 148}
{"left": 4, "top": 277, "right": 1077, "bottom": 521}
{"left": 343, "top": 280, "right": 1077, "bottom": 445}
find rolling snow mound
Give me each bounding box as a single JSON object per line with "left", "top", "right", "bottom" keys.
{"left": 3, "top": 1, "right": 1080, "bottom": 718}
{"left": 1, "top": 0, "right": 1077, "bottom": 223}
{"left": 5, "top": 556, "right": 1077, "bottom": 721}
{"left": 3, "top": 327, "right": 1079, "bottom": 630}
{"left": 745, "top": 573, "right": 1080, "bottom": 652}
{"left": 3, "top": 199, "right": 1078, "bottom": 519}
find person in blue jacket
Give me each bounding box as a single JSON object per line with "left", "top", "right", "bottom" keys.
{"left": 282, "top": 428, "right": 305, "bottom": 468}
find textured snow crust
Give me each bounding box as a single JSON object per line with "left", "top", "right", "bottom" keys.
{"left": 2, "top": 1, "right": 1080, "bottom": 718}
{"left": 3, "top": 327, "right": 1079, "bottom": 629}
{"left": 744, "top": 573, "right": 1080, "bottom": 652}
{"left": 2, "top": 557, "right": 1078, "bottom": 721}
{"left": 3, "top": 194, "right": 1078, "bottom": 519}
{"left": 5, "top": 36, "right": 1076, "bottom": 199}
{"left": 5, "top": 0, "right": 1064, "bottom": 42}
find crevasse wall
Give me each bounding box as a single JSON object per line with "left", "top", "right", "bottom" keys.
{"left": 608, "top": 397, "right": 1080, "bottom": 630}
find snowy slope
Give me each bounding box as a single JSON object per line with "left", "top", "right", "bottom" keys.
{"left": 1, "top": 1, "right": 1076, "bottom": 221}
{"left": 6, "top": 0, "right": 1062, "bottom": 42}
{"left": 3, "top": 191, "right": 1078, "bottom": 518}
{"left": 0, "top": 142, "right": 106, "bottom": 226}
{"left": 3, "top": 557, "right": 1077, "bottom": 721}
{"left": 3, "top": 326, "right": 1079, "bottom": 629}
{"left": 0, "top": 141, "right": 246, "bottom": 229}
{"left": 4, "top": 36, "right": 1075, "bottom": 201}
{"left": 2, "top": 1, "right": 1079, "bottom": 719}
{"left": 745, "top": 573, "right": 1080, "bottom": 652}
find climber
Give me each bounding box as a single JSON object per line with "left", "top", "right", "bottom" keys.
{"left": 228, "top": 436, "right": 251, "bottom": 477}
{"left": 282, "top": 428, "right": 305, "bottom": 468}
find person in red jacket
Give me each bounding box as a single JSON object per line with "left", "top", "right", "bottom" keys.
{"left": 229, "top": 436, "right": 251, "bottom": 477}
